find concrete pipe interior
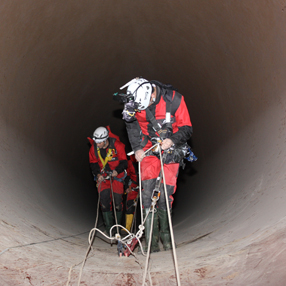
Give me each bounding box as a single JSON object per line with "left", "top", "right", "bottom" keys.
{"left": 1, "top": 1, "right": 286, "bottom": 285}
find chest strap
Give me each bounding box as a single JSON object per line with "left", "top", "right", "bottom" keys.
{"left": 97, "top": 147, "right": 114, "bottom": 170}
{"left": 145, "top": 97, "right": 172, "bottom": 140}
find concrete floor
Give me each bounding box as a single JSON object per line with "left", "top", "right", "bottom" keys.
{"left": 1, "top": 1, "right": 286, "bottom": 285}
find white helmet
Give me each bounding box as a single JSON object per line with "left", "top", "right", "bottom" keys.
{"left": 93, "top": 127, "right": 109, "bottom": 143}
{"left": 120, "top": 77, "right": 153, "bottom": 110}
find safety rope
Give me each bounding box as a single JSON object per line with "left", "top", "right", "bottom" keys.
{"left": 75, "top": 175, "right": 141, "bottom": 283}
{"left": 158, "top": 145, "right": 181, "bottom": 286}
{"left": 74, "top": 173, "right": 147, "bottom": 284}
{"left": 0, "top": 230, "right": 90, "bottom": 256}
{"left": 135, "top": 143, "right": 160, "bottom": 286}
{"left": 138, "top": 161, "right": 144, "bottom": 224}
{"left": 108, "top": 172, "right": 120, "bottom": 238}
{"left": 142, "top": 202, "right": 157, "bottom": 285}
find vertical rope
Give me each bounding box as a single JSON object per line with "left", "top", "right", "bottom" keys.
{"left": 142, "top": 209, "right": 155, "bottom": 286}
{"left": 158, "top": 147, "right": 181, "bottom": 286}
{"left": 138, "top": 161, "right": 144, "bottom": 224}
{"left": 109, "top": 176, "right": 119, "bottom": 235}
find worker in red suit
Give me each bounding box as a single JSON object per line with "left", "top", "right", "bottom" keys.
{"left": 118, "top": 77, "right": 193, "bottom": 252}
{"left": 88, "top": 126, "right": 127, "bottom": 235}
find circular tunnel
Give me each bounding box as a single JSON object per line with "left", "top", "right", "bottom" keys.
{"left": 1, "top": 1, "right": 286, "bottom": 285}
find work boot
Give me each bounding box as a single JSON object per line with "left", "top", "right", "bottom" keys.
{"left": 143, "top": 208, "right": 160, "bottom": 253}
{"left": 121, "top": 213, "right": 134, "bottom": 236}
{"left": 125, "top": 214, "right": 134, "bottom": 232}
{"left": 158, "top": 209, "right": 172, "bottom": 251}
{"left": 102, "top": 211, "right": 114, "bottom": 236}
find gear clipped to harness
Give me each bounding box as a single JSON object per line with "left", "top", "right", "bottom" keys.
{"left": 186, "top": 147, "right": 198, "bottom": 162}
{"left": 165, "top": 143, "right": 198, "bottom": 169}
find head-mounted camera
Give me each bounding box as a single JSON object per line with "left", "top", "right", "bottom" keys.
{"left": 122, "top": 101, "right": 139, "bottom": 122}
{"left": 113, "top": 92, "right": 139, "bottom": 122}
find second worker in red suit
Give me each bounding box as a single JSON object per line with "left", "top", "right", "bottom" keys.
{"left": 119, "top": 77, "right": 193, "bottom": 252}
{"left": 88, "top": 126, "right": 128, "bottom": 235}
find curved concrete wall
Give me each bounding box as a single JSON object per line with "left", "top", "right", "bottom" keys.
{"left": 1, "top": 1, "right": 286, "bottom": 285}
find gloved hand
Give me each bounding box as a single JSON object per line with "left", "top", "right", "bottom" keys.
{"left": 112, "top": 170, "right": 118, "bottom": 177}
{"left": 161, "top": 138, "right": 174, "bottom": 150}
{"left": 135, "top": 149, "right": 145, "bottom": 162}
{"left": 97, "top": 174, "right": 104, "bottom": 182}
{"left": 125, "top": 187, "right": 131, "bottom": 194}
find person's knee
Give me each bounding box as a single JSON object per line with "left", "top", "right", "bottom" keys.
{"left": 142, "top": 192, "right": 151, "bottom": 207}
{"left": 114, "top": 193, "right": 123, "bottom": 212}
{"left": 126, "top": 201, "right": 135, "bottom": 214}
{"left": 100, "top": 189, "right": 111, "bottom": 212}
{"left": 101, "top": 205, "right": 109, "bottom": 212}
{"left": 141, "top": 181, "right": 155, "bottom": 208}
{"left": 115, "top": 204, "right": 122, "bottom": 212}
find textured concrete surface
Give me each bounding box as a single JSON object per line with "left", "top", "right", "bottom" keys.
{"left": 1, "top": 1, "right": 286, "bottom": 285}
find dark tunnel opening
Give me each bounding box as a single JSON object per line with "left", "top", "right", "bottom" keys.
{"left": 1, "top": 1, "right": 286, "bottom": 285}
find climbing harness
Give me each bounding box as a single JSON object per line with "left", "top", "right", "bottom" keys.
{"left": 97, "top": 147, "right": 114, "bottom": 169}
{"left": 95, "top": 169, "right": 127, "bottom": 187}
{"left": 113, "top": 169, "right": 127, "bottom": 183}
